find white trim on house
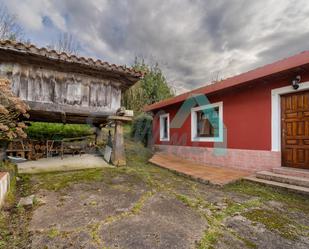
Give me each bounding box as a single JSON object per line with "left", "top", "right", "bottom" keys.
{"left": 159, "top": 113, "right": 170, "bottom": 141}
{"left": 271, "top": 81, "right": 309, "bottom": 152}
{"left": 191, "top": 101, "right": 223, "bottom": 142}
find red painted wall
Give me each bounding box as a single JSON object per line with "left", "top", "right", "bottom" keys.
{"left": 153, "top": 74, "right": 309, "bottom": 151}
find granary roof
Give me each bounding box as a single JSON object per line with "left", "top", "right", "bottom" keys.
{"left": 144, "top": 50, "right": 309, "bottom": 111}
{"left": 0, "top": 40, "right": 143, "bottom": 87}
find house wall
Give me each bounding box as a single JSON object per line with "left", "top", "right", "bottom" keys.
{"left": 152, "top": 73, "right": 309, "bottom": 171}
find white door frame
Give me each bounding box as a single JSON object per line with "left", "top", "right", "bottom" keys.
{"left": 271, "top": 81, "right": 309, "bottom": 152}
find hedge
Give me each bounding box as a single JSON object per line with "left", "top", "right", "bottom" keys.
{"left": 131, "top": 113, "right": 153, "bottom": 147}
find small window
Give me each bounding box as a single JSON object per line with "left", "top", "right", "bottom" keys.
{"left": 191, "top": 102, "right": 223, "bottom": 142}
{"left": 160, "top": 113, "right": 170, "bottom": 141}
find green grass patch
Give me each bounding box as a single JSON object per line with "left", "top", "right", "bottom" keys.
{"left": 0, "top": 211, "right": 10, "bottom": 248}
{"left": 196, "top": 226, "right": 220, "bottom": 249}
{"left": 243, "top": 209, "right": 308, "bottom": 240}
{"left": 47, "top": 227, "right": 61, "bottom": 239}
{"left": 104, "top": 190, "right": 154, "bottom": 225}
{"left": 18, "top": 175, "right": 33, "bottom": 197}
{"left": 0, "top": 190, "right": 32, "bottom": 249}
{"left": 229, "top": 230, "right": 257, "bottom": 249}
{"left": 31, "top": 169, "right": 104, "bottom": 191}
{"left": 221, "top": 198, "right": 262, "bottom": 218}
{"left": 131, "top": 191, "right": 154, "bottom": 214}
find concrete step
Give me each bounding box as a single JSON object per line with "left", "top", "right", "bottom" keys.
{"left": 256, "top": 171, "right": 309, "bottom": 188}
{"left": 272, "top": 167, "right": 309, "bottom": 178}
{"left": 243, "top": 176, "right": 309, "bottom": 196}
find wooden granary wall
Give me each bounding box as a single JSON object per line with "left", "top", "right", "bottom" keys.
{"left": 0, "top": 40, "right": 142, "bottom": 125}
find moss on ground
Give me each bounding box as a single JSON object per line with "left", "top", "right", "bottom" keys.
{"left": 243, "top": 209, "right": 309, "bottom": 240}
{"left": 225, "top": 180, "right": 309, "bottom": 213}
{"left": 177, "top": 194, "right": 261, "bottom": 249}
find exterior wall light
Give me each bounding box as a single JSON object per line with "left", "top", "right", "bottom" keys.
{"left": 292, "top": 75, "right": 301, "bottom": 90}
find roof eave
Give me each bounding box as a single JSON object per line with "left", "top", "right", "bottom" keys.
{"left": 144, "top": 51, "right": 309, "bottom": 112}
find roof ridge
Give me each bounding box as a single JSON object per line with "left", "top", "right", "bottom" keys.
{"left": 0, "top": 39, "right": 143, "bottom": 77}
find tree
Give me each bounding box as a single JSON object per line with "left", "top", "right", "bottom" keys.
{"left": 48, "top": 32, "right": 80, "bottom": 55}
{"left": 122, "top": 58, "right": 175, "bottom": 114}
{"left": 0, "top": 4, "right": 23, "bottom": 41}
{"left": 0, "top": 79, "right": 29, "bottom": 140}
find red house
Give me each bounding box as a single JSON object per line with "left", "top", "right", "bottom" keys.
{"left": 145, "top": 52, "right": 309, "bottom": 172}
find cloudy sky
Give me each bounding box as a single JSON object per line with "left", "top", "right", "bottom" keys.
{"left": 1, "top": 0, "right": 309, "bottom": 93}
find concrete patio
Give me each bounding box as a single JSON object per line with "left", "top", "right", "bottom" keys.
{"left": 17, "top": 154, "right": 111, "bottom": 174}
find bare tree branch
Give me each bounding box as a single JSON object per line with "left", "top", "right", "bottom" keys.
{"left": 49, "top": 32, "right": 80, "bottom": 55}
{"left": 0, "top": 4, "right": 23, "bottom": 41}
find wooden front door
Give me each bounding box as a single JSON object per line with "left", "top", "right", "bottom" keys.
{"left": 281, "top": 90, "right": 309, "bottom": 169}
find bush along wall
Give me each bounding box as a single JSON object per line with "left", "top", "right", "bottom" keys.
{"left": 25, "top": 122, "right": 94, "bottom": 140}
{"left": 131, "top": 113, "right": 153, "bottom": 147}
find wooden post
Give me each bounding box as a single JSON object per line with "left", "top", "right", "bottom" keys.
{"left": 108, "top": 115, "right": 132, "bottom": 167}
{"left": 112, "top": 120, "right": 126, "bottom": 166}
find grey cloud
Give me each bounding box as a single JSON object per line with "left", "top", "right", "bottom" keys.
{"left": 2, "top": 0, "right": 309, "bottom": 93}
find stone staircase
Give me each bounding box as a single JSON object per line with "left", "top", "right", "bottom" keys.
{"left": 244, "top": 167, "right": 309, "bottom": 195}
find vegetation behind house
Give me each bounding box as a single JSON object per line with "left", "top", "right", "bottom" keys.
{"left": 122, "top": 58, "right": 174, "bottom": 114}
{"left": 131, "top": 113, "right": 153, "bottom": 147}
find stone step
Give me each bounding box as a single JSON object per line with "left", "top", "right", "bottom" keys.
{"left": 272, "top": 167, "right": 309, "bottom": 178}
{"left": 256, "top": 171, "right": 309, "bottom": 188}
{"left": 243, "top": 176, "right": 309, "bottom": 196}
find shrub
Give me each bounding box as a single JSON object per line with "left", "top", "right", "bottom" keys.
{"left": 25, "top": 122, "right": 94, "bottom": 140}
{"left": 131, "top": 113, "right": 153, "bottom": 147}
{"left": 0, "top": 161, "right": 17, "bottom": 180}
{"left": 0, "top": 79, "right": 29, "bottom": 140}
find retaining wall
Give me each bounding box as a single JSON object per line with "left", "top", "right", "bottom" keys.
{"left": 0, "top": 172, "right": 10, "bottom": 207}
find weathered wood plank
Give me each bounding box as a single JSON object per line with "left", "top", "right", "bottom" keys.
{"left": 0, "top": 61, "right": 127, "bottom": 124}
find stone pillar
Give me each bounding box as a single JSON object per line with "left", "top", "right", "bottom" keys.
{"left": 112, "top": 120, "right": 126, "bottom": 166}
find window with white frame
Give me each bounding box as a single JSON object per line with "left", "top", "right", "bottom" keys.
{"left": 191, "top": 102, "right": 223, "bottom": 142}
{"left": 159, "top": 113, "right": 170, "bottom": 141}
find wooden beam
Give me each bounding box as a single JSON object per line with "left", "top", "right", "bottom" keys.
{"left": 27, "top": 101, "right": 116, "bottom": 117}
{"left": 27, "top": 110, "right": 109, "bottom": 125}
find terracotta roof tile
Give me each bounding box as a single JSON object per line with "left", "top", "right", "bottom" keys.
{"left": 0, "top": 39, "right": 143, "bottom": 79}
